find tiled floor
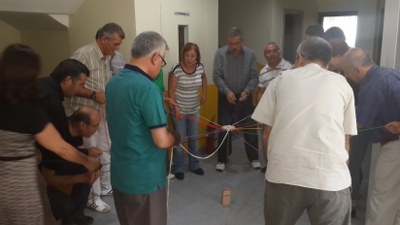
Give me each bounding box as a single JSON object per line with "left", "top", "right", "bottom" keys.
{"left": 87, "top": 139, "right": 368, "bottom": 225}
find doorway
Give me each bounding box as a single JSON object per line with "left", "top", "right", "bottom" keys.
{"left": 178, "top": 25, "right": 188, "bottom": 61}
{"left": 283, "top": 10, "right": 303, "bottom": 64}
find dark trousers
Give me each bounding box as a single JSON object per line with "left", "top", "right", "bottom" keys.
{"left": 47, "top": 183, "right": 91, "bottom": 221}
{"left": 217, "top": 93, "right": 258, "bottom": 163}
{"left": 348, "top": 132, "right": 370, "bottom": 203}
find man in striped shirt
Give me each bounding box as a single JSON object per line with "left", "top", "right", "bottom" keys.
{"left": 65, "top": 22, "right": 125, "bottom": 213}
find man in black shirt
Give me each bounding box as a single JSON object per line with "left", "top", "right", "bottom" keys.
{"left": 37, "top": 59, "right": 99, "bottom": 225}
{"left": 42, "top": 106, "right": 101, "bottom": 225}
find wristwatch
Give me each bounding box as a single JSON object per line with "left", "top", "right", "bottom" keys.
{"left": 91, "top": 91, "right": 97, "bottom": 100}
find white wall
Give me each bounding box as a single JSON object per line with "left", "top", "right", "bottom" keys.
{"left": 219, "top": 0, "right": 383, "bottom": 65}
{"left": 21, "top": 30, "right": 70, "bottom": 76}
{"left": 69, "top": 0, "right": 136, "bottom": 60}
{"left": 356, "top": 0, "right": 380, "bottom": 54}
{"left": 219, "top": 0, "right": 270, "bottom": 64}
{"left": 380, "top": 0, "right": 399, "bottom": 68}
{"left": 219, "top": 0, "right": 319, "bottom": 65}
{"left": 134, "top": 0, "right": 218, "bottom": 85}
{"left": 317, "top": 0, "right": 358, "bottom": 12}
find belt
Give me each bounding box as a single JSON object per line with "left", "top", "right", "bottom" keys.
{"left": 0, "top": 154, "right": 35, "bottom": 161}
{"left": 380, "top": 136, "right": 400, "bottom": 146}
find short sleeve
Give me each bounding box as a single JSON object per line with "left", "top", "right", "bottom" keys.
{"left": 141, "top": 86, "right": 167, "bottom": 129}
{"left": 343, "top": 86, "right": 358, "bottom": 135}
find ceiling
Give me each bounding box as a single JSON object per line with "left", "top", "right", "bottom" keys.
{"left": 0, "top": 0, "right": 86, "bottom": 30}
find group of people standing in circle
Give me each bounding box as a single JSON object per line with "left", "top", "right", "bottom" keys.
{"left": 3, "top": 19, "right": 400, "bottom": 225}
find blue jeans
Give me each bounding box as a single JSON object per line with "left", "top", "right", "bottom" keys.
{"left": 171, "top": 112, "right": 201, "bottom": 173}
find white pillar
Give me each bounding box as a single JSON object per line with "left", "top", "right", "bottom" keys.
{"left": 380, "top": 0, "right": 400, "bottom": 68}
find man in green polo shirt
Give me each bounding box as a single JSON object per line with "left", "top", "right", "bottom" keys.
{"left": 105, "top": 31, "right": 180, "bottom": 225}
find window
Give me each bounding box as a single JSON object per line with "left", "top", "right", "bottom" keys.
{"left": 320, "top": 12, "right": 358, "bottom": 47}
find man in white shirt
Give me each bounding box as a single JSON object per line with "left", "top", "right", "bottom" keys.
{"left": 256, "top": 42, "right": 292, "bottom": 173}
{"left": 252, "top": 37, "right": 357, "bottom": 225}
{"left": 256, "top": 42, "right": 292, "bottom": 102}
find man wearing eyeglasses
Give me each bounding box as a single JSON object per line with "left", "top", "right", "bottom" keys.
{"left": 105, "top": 31, "right": 180, "bottom": 225}
{"left": 65, "top": 22, "right": 125, "bottom": 213}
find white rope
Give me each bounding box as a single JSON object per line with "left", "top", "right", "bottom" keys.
{"left": 166, "top": 147, "right": 173, "bottom": 220}
{"left": 179, "top": 130, "right": 230, "bottom": 159}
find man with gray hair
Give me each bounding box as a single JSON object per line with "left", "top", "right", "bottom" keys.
{"left": 106, "top": 31, "right": 180, "bottom": 225}
{"left": 213, "top": 27, "right": 260, "bottom": 172}
{"left": 342, "top": 48, "right": 400, "bottom": 225}
{"left": 252, "top": 37, "right": 357, "bottom": 225}
{"left": 65, "top": 22, "right": 125, "bottom": 213}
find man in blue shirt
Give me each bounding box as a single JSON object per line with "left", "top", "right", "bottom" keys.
{"left": 106, "top": 31, "right": 180, "bottom": 225}
{"left": 342, "top": 48, "right": 400, "bottom": 225}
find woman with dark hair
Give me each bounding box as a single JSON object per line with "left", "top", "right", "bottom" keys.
{"left": 0, "top": 44, "right": 100, "bottom": 225}
{"left": 168, "top": 42, "right": 207, "bottom": 180}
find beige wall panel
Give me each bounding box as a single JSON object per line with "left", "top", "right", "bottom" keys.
{"left": 21, "top": 30, "right": 70, "bottom": 76}
{"left": 0, "top": 20, "right": 21, "bottom": 52}
{"left": 69, "top": 0, "right": 136, "bottom": 60}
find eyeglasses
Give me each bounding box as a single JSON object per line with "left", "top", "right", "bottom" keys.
{"left": 159, "top": 54, "right": 167, "bottom": 67}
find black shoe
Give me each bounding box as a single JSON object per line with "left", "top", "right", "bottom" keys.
{"left": 175, "top": 172, "right": 184, "bottom": 180}
{"left": 62, "top": 215, "right": 94, "bottom": 225}
{"left": 75, "top": 215, "right": 94, "bottom": 225}
{"left": 261, "top": 166, "right": 266, "bottom": 173}
{"left": 192, "top": 168, "right": 205, "bottom": 175}
{"left": 61, "top": 218, "right": 74, "bottom": 225}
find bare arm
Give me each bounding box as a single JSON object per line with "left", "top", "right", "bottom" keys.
{"left": 151, "top": 127, "right": 180, "bottom": 149}
{"left": 167, "top": 72, "right": 181, "bottom": 119}
{"left": 256, "top": 87, "right": 265, "bottom": 104}
{"left": 35, "top": 123, "right": 101, "bottom": 171}
{"left": 41, "top": 165, "right": 99, "bottom": 186}
{"left": 345, "top": 135, "right": 351, "bottom": 153}
{"left": 75, "top": 87, "right": 106, "bottom": 104}
{"left": 263, "top": 125, "right": 272, "bottom": 160}
{"left": 345, "top": 135, "right": 351, "bottom": 165}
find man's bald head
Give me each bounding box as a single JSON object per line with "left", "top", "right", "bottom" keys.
{"left": 341, "top": 48, "right": 373, "bottom": 84}
{"left": 70, "top": 106, "right": 100, "bottom": 137}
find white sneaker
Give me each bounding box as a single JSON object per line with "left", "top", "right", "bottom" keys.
{"left": 87, "top": 198, "right": 112, "bottom": 213}
{"left": 251, "top": 161, "right": 261, "bottom": 170}
{"left": 216, "top": 162, "right": 225, "bottom": 172}
{"left": 167, "top": 173, "right": 175, "bottom": 179}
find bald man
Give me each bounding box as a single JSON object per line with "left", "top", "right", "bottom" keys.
{"left": 42, "top": 106, "right": 102, "bottom": 225}
{"left": 342, "top": 48, "right": 400, "bottom": 225}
